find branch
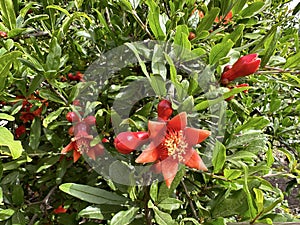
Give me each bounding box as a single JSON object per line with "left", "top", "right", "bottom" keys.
{"left": 255, "top": 66, "right": 300, "bottom": 75}
{"left": 181, "top": 179, "right": 199, "bottom": 221}
{"left": 131, "top": 10, "right": 155, "bottom": 40}
{"left": 144, "top": 186, "right": 152, "bottom": 225}
{"left": 13, "top": 31, "right": 50, "bottom": 41}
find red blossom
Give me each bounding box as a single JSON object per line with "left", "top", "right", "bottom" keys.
{"left": 135, "top": 112, "right": 210, "bottom": 188}
{"left": 61, "top": 130, "right": 104, "bottom": 162}
{"left": 114, "top": 131, "right": 149, "bottom": 154}
{"left": 221, "top": 54, "right": 261, "bottom": 85}
{"left": 66, "top": 111, "right": 80, "bottom": 122}
{"left": 15, "top": 125, "right": 26, "bottom": 138}
{"left": 157, "top": 99, "right": 173, "bottom": 121}
{"left": 53, "top": 205, "right": 67, "bottom": 214}
{"left": 215, "top": 11, "right": 233, "bottom": 24}
{"left": 0, "top": 31, "right": 7, "bottom": 38}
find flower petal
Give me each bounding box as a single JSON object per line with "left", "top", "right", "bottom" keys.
{"left": 148, "top": 121, "right": 166, "bottom": 139}
{"left": 184, "top": 148, "right": 207, "bottom": 171}
{"left": 167, "top": 112, "right": 187, "bottom": 131}
{"left": 135, "top": 143, "right": 159, "bottom": 164}
{"left": 61, "top": 142, "right": 74, "bottom": 154}
{"left": 184, "top": 127, "right": 211, "bottom": 146}
{"left": 161, "top": 157, "right": 179, "bottom": 188}
{"left": 73, "top": 150, "right": 81, "bottom": 162}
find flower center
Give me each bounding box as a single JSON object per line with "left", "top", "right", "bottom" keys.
{"left": 74, "top": 138, "right": 90, "bottom": 154}
{"left": 163, "top": 129, "right": 188, "bottom": 161}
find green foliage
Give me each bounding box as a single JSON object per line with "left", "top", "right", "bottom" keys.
{"left": 0, "top": 0, "right": 299, "bottom": 224}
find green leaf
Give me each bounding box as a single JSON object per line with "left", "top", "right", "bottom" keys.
{"left": 232, "top": 0, "right": 247, "bottom": 14}
{"left": 222, "top": 24, "right": 245, "bottom": 44}
{"left": 78, "top": 206, "right": 104, "bottom": 220}
{"left": 153, "top": 207, "right": 176, "bottom": 225}
{"left": 253, "top": 188, "right": 264, "bottom": 213}
{"left": 39, "top": 89, "right": 66, "bottom": 105}
{"left": 45, "top": 37, "right": 62, "bottom": 71}
{"left": 197, "top": 7, "right": 220, "bottom": 32}
{"left": 212, "top": 141, "right": 226, "bottom": 173}
{"left": 152, "top": 44, "right": 167, "bottom": 80}
{"left": 27, "top": 74, "right": 44, "bottom": 96}
{"left": 29, "top": 117, "right": 41, "bottom": 150}
{"left": 146, "top": 0, "right": 166, "bottom": 40}
{"left": 108, "top": 161, "right": 135, "bottom": 186}
{"left": 0, "top": 209, "right": 15, "bottom": 221}
{"left": 269, "top": 98, "right": 281, "bottom": 113}
{"left": 150, "top": 75, "right": 167, "bottom": 97}
{"left": 0, "top": 0, "right": 16, "bottom": 29}
{"left": 46, "top": 5, "right": 71, "bottom": 17}
{"left": 223, "top": 169, "right": 242, "bottom": 180}
{"left": 43, "top": 107, "right": 66, "bottom": 128}
{"left": 235, "top": 117, "right": 269, "bottom": 133}
{"left": 240, "top": 2, "right": 265, "bottom": 18}
{"left": 0, "top": 113, "right": 14, "bottom": 121}
{"left": 209, "top": 40, "right": 234, "bottom": 65}
{"left": 110, "top": 207, "right": 139, "bottom": 225}
{"left": 157, "top": 198, "right": 183, "bottom": 211}
{"left": 261, "top": 27, "right": 281, "bottom": 67}
{"left": 11, "top": 211, "right": 26, "bottom": 225}
{"left": 174, "top": 25, "right": 191, "bottom": 53}
{"left": 59, "top": 183, "right": 129, "bottom": 205}
{"left": 0, "top": 51, "right": 22, "bottom": 92}
{"left": 180, "top": 218, "right": 201, "bottom": 225}
{"left": 0, "top": 127, "right": 23, "bottom": 159}
{"left": 292, "top": 2, "right": 300, "bottom": 15}
{"left": 284, "top": 51, "right": 300, "bottom": 69}
{"left": 12, "top": 185, "right": 24, "bottom": 206}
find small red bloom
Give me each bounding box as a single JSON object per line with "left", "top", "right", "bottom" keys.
{"left": 83, "top": 116, "right": 96, "bottom": 126}
{"left": 15, "top": 125, "right": 26, "bottom": 138}
{"left": 221, "top": 54, "right": 261, "bottom": 85}
{"left": 215, "top": 11, "right": 233, "bottom": 24}
{"left": 73, "top": 99, "right": 81, "bottom": 106}
{"left": 235, "top": 83, "right": 250, "bottom": 93}
{"left": 114, "top": 131, "right": 149, "bottom": 154}
{"left": 68, "top": 71, "right": 84, "bottom": 82}
{"left": 157, "top": 99, "right": 173, "bottom": 121}
{"left": 102, "top": 137, "right": 109, "bottom": 143}
{"left": 53, "top": 205, "right": 67, "bottom": 214}
{"left": 61, "top": 130, "right": 104, "bottom": 162}
{"left": 135, "top": 112, "right": 210, "bottom": 188}
{"left": 20, "top": 112, "right": 35, "bottom": 123}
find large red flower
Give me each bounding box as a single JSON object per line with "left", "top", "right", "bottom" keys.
{"left": 135, "top": 112, "right": 210, "bottom": 188}
{"left": 221, "top": 53, "right": 261, "bottom": 85}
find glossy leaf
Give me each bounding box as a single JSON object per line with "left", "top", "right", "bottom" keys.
{"left": 110, "top": 207, "right": 139, "bottom": 225}
{"left": 212, "top": 141, "right": 226, "bottom": 173}
{"left": 0, "top": 127, "right": 23, "bottom": 159}
{"left": 209, "top": 40, "right": 234, "bottom": 65}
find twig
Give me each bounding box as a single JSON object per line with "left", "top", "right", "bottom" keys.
{"left": 28, "top": 185, "right": 58, "bottom": 225}
{"left": 105, "top": 7, "right": 114, "bottom": 31}
{"left": 181, "top": 179, "right": 199, "bottom": 221}
{"left": 131, "top": 10, "right": 155, "bottom": 40}
{"left": 255, "top": 66, "right": 300, "bottom": 75}
{"left": 13, "top": 31, "right": 50, "bottom": 41}
{"left": 144, "top": 186, "right": 152, "bottom": 225}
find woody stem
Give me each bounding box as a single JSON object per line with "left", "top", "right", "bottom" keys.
{"left": 181, "top": 180, "right": 200, "bottom": 221}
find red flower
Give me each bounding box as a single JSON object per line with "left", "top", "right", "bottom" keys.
{"left": 157, "top": 99, "right": 173, "bottom": 121}
{"left": 61, "top": 131, "right": 104, "bottom": 162}
{"left": 53, "top": 205, "right": 67, "bottom": 214}
{"left": 68, "top": 71, "right": 84, "bottom": 82}
{"left": 114, "top": 131, "right": 149, "bottom": 154}
{"left": 221, "top": 54, "right": 261, "bottom": 85}
{"left": 135, "top": 112, "right": 210, "bottom": 188}
{"left": 15, "top": 125, "right": 26, "bottom": 138}
{"left": 215, "top": 11, "right": 233, "bottom": 24}
{"left": 66, "top": 111, "right": 80, "bottom": 122}
{"left": 0, "top": 31, "right": 7, "bottom": 38}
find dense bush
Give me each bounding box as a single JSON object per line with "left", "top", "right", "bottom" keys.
{"left": 0, "top": 0, "right": 299, "bottom": 224}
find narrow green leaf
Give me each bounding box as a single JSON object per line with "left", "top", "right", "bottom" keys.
{"left": 174, "top": 25, "right": 191, "bottom": 52}
{"left": 253, "top": 188, "right": 264, "bottom": 213}
{"left": 0, "top": 127, "right": 23, "bottom": 159}
{"left": 261, "top": 27, "right": 280, "bottom": 67}
{"left": 46, "top": 5, "right": 71, "bottom": 17}
{"left": 43, "top": 107, "right": 66, "bottom": 128}
{"left": 240, "top": 2, "right": 265, "bottom": 18}
{"left": 59, "top": 183, "right": 129, "bottom": 205}
{"left": 232, "top": 0, "right": 247, "bottom": 14}
{"left": 111, "top": 207, "right": 139, "bottom": 225}
{"left": 150, "top": 75, "right": 167, "bottom": 97}
{"left": 152, "top": 44, "right": 167, "bottom": 80}
{"left": 157, "top": 198, "right": 183, "bottom": 211}
{"left": 153, "top": 207, "right": 176, "bottom": 225}
{"left": 212, "top": 141, "right": 226, "bottom": 173}
{"left": 129, "top": 0, "right": 140, "bottom": 9}
{"left": 45, "top": 37, "right": 62, "bottom": 71}
{"left": 284, "top": 51, "right": 300, "bottom": 69}
{"left": 39, "top": 89, "right": 66, "bottom": 105}
{"left": 0, "top": 0, "right": 17, "bottom": 29}
{"left": 78, "top": 206, "right": 104, "bottom": 220}
{"left": 235, "top": 117, "right": 269, "bottom": 133}
{"left": 197, "top": 8, "right": 220, "bottom": 32}
{"left": 0, "top": 113, "right": 14, "bottom": 121}
{"left": 209, "top": 40, "right": 234, "bottom": 65}
{"left": 27, "top": 74, "right": 44, "bottom": 96}
{"left": 146, "top": 0, "right": 166, "bottom": 40}
{"left": 222, "top": 24, "right": 245, "bottom": 44}
{"left": 12, "top": 185, "right": 24, "bottom": 206}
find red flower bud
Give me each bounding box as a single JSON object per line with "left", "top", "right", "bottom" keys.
{"left": 83, "top": 116, "right": 96, "bottom": 126}
{"left": 53, "top": 205, "right": 67, "bottom": 214}
{"left": 73, "top": 122, "right": 89, "bottom": 136}
{"left": 188, "top": 32, "right": 196, "bottom": 41}
{"left": 221, "top": 54, "right": 261, "bottom": 85}
{"left": 0, "top": 31, "right": 7, "bottom": 38}
{"left": 114, "top": 131, "right": 149, "bottom": 154}
{"left": 102, "top": 137, "right": 109, "bottom": 143}
{"left": 235, "top": 83, "right": 250, "bottom": 93}
{"left": 157, "top": 99, "right": 173, "bottom": 121}
{"left": 66, "top": 112, "right": 80, "bottom": 122}
{"left": 68, "top": 126, "right": 74, "bottom": 136}
{"left": 73, "top": 99, "right": 81, "bottom": 106}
